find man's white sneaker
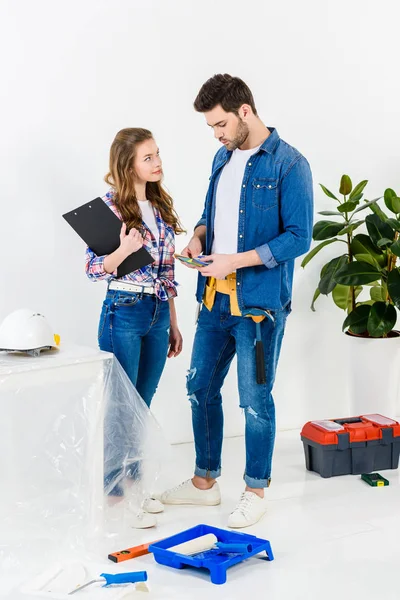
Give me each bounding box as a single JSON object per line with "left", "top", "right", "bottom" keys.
{"left": 127, "top": 508, "right": 157, "bottom": 529}
{"left": 228, "top": 491, "right": 267, "bottom": 528}
{"left": 142, "top": 497, "right": 165, "bottom": 514}
{"left": 157, "top": 479, "right": 221, "bottom": 506}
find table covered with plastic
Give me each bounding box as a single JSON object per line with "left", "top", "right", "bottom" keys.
{"left": 0, "top": 344, "right": 168, "bottom": 577}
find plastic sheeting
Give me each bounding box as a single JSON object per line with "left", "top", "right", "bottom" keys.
{"left": 0, "top": 345, "right": 169, "bottom": 574}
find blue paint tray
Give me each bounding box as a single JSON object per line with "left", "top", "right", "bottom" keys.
{"left": 149, "top": 523, "right": 273, "bottom": 585}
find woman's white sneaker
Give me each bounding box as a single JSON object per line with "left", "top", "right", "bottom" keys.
{"left": 127, "top": 508, "right": 157, "bottom": 529}
{"left": 142, "top": 497, "right": 165, "bottom": 514}
{"left": 228, "top": 491, "right": 267, "bottom": 528}
{"left": 157, "top": 479, "right": 221, "bottom": 506}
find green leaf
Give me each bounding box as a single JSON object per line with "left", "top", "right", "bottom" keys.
{"left": 338, "top": 201, "right": 358, "bottom": 213}
{"left": 369, "top": 201, "right": 389, "bottom": 222}
{"left": 355, "top": 285, "right": 363, "bottom": 298}
{"left": 318, "top": 211, "right": 343, "bottom": 216}
{"left": 354, "top": 253, "right": 382, "bottom": 268}
{"left": 339, "top": 175, "right": 352, "bottom": 196}
{"left": 301, "top": 238, "right": 340, "bottom": 268}
{"left": 349, "top": 180, "right": 368, "bottom": 199}
{"left": 367, "top": 302, "right": 397, "bottom": 337}
{"left": 311, "top": 288, "right": 321, "bottom": 311}
{"left": 313, "top": 220, "right": 345, "bottom": 241}
{"left": 387, "top": 268, "right": 400, "bottom": 309}
{"left": 318, "top": 256, "right": 348, "bottom": 295}
{"left": 386, "top": 218, "right": 400, "bottom": 232}
{"left": 332, "top": 284, "right": 362, "bottom": 310}
{"left": 384, "top": 188, "right": 400, "bottom": 214}
{"left": 342, "top": 305, "right": 371, "bottom": 333}
{"left": 370, "top": 286, "right": 386, "bottom": 302}
{"left": 351, "top": 234, "right": 385, "bottom": 267}
{"left": 319, "top": 184, "right": 339, "bottom": 201}
{"left": 365, "top": 214, "right": 395, "bottom": 247}
{"left": 337, "top": 221, "right": 363, "bottom": 236}
{"left": 377, "top": 237, "right": 393, "bottom": 248}
{"left": 349, "top": 193, "right": 363, "bottom": 203}
{"left": 390, "top": 240, "right": 400, "bottom": 257}
{"left": 351, "top": 196, "right": 381, "bottom": 217}
{"left": 335, "top": 261, "right": 382, "bottom": 286}
{"left": 320, "top": 262, "right": 329, "bottom": 277}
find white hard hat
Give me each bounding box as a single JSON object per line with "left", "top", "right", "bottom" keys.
{"left": 0, "top": 309, "right": 60, "bottom": 356}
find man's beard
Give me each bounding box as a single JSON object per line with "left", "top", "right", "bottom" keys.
{"left": 226, "top": 118, "right": 249, "bottom": 151}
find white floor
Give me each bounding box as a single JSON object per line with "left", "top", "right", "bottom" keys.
{"left": 5, "top": 430, "right": 400, "bottom": 600}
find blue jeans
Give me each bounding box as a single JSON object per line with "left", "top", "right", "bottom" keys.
{"left": 98, "top": 289, "right": 170, "bottom": 495}
{"left": 188, "top": 293, "right": 289, "bottom": 489}
{"left": 98, "top": 289, "right": 170, "bottom": 407}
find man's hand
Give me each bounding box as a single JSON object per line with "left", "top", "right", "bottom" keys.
{"left": 198, "top": 254, "right": 237, "bottom": 279}
{"left": 180, "top": 236, "right": 204, "bottom": 269}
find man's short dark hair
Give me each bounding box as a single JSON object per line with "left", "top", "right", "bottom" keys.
{"left": 194, "top": 74, "right": 258, "bottom": 116}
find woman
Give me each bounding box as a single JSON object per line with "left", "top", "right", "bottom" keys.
{"left": 85, "top": 128, "right": 184, "bottom": 528}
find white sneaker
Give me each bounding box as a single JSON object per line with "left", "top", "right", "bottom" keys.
{"left": 142, "top": 497, "right": 165, "bottom": 514}
{"left": 157, "top": 479, "right": 221, "bottom": 506}
{"left": 127, "top": 508, "right": 157, "bottom": 529}
{"left": 228, "top": 491, "right": 267, "bottom": 528}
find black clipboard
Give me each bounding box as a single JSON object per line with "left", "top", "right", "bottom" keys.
{"left": 62, "top": 197, "right": 154, "bottom": 278}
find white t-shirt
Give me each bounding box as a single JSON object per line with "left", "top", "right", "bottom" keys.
{"left": 212, "top": 145, "right": 261, "bottom": 255}
{"left": 138, "top": 200, "right": 159, "bottom": 244}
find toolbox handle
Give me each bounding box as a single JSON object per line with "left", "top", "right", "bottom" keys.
{"left": 333, "top": 417, "right": 363, "bottom": 426}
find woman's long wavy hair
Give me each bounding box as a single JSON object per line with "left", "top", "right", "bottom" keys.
{"left": 104, "top": 128, "right": 185, "bottom": 234}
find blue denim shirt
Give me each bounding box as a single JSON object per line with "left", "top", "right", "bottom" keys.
{"left": 195, "top": 127, "right": 314, "bottom": 311}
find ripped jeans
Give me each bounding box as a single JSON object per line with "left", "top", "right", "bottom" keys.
{"left": 188, "top": 292, "right": 289, "bottom": 489}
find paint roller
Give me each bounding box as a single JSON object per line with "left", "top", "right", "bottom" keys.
{"left": 168, "top": 533, "right": 252, "bottom": 556}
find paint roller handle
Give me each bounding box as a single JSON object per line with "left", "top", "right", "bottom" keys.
{"left": 215, "top": 543, "right": 253, "bottom": 554}
{"left": 101, "top": 571, "right": 148, "bottom": 586}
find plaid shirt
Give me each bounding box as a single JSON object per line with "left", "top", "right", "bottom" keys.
{"left": 85, "top": 190, "right": 178, "bottom": 301}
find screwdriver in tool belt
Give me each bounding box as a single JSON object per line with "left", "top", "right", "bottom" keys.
{"left": 68, "top": 571, "right": 147, "bottom": 595}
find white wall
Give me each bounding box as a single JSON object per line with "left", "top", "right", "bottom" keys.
{"left": 1, "top": 0, "right": 399, "bottom": 443}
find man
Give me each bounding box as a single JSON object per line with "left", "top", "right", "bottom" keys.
{"left": 159, "top": 74, "right": 313, "bottom": 527}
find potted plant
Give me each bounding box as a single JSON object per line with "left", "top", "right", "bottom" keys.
{"left": 302, "top": 176, "right": 400, "bottom": 415}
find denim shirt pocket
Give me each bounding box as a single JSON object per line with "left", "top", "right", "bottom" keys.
{"left": 251, "top": 178, "right": 278, "bottom": 211}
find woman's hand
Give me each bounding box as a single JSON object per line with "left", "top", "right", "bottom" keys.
{"left": 119, "top": 223, "right": 143, "bottom": 257}
{"left": 168, "top": 325, "right": 183, "bottom": 358}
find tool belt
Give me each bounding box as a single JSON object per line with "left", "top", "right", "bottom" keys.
{"left": 203, "top": 273, "right": 241, "bottom": 316}
{"left": 202, "top": 274, "right": 273, "bottom": 384}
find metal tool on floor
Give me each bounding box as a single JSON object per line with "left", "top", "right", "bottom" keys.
{"left": 68, "top": 571, "right": 148, "bottom": 595}
{"left": 20, "top": 562, "right": 88, "bottom": 596}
